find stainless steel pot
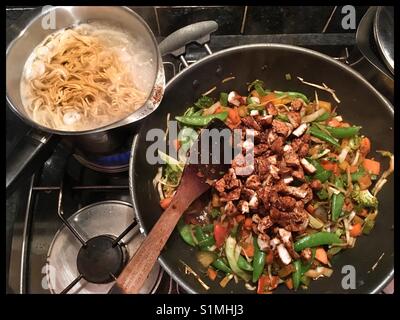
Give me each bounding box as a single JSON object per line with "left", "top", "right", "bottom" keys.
{"left": 5, "top": 5, "right": 217, "bottom": 195}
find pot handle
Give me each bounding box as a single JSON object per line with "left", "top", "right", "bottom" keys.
{"left": 159, "top": 20, "right": 218, "bottom": 66}
{"left": 6, "top": 130, "right": 59, "bottom": 196}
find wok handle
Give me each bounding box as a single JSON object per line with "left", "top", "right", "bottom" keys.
{"left": 6, "top": 130, "right": 58, "bottom": 196}
{"left": 159, "top": 20, "right": 218, "bottom": 60}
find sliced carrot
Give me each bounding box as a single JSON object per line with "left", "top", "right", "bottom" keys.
{"left": 318, "top": 100, "right": 332, "bottom": 113}
{"left": 265, "top": 250, "right": 274, "bottom": 265}
{"left": 360, "top": 137, "right": 371, "bottom": 156}
{"left": 327, "top": 119, "right": 341, "bottom": 127}
{"left": 214, "top": 106, "right": 225, "bottom": 114}
{"left": 339, "top": 122, "right": 350, "bottom": 127}
{"left": 359, "top": 174, "right": 372, "bottom": 190}
{"left": 244, "top": 217, "right": 253, "bottom": 230}
{"left": 227, "top": 107, "right": 241, "bottom": 128}
{"left": 350, "top": 223, "right": 363, "bottom": 237}
{"left": 207, "top": 267, "right": 218, "bottom": 281}
{"left": 159, "top": 197, "right": 173, "bottom": 209}
{"left": 285, "top": 278, "right": 294, "bottom": 290}
{"left": 349, "top": 165, "right": 358, "bottom": 173}
{"left": 315, "top": 247, "right": 329, "bottom": 265}
{"left": 242, "top": 242, "right": 254, "bottom": 258}
{"left": 362, "top": 159, "right": 380, "bottom": 175}
{"left": 320, "top": 160, "right": 340, "bottom": 176}
{"left": 260, "top": 92, "right": 277, "bottom": 104}
{"left": 306, "top": 204, "right": 315, "bottom": 214}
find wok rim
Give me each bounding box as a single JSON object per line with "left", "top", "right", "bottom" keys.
{"left": 129, "top": 43, "right": 394, "bottom": 294}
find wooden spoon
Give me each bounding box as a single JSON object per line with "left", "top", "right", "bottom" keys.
{"left": 109, "top": 119, "right": 230, "bottom": 293}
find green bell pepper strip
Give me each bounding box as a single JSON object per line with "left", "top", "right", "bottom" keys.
{"left": 237, "top": 255, "right": 254, "bottom": 272}
{"left": 274, "top": 91, "right": 310, "bottom": 103}
{"left": 225, "top": 236, "right": 251, "bottom": 281}
{"left": 177, "top": 220, "right": 196, "bottom": 247}
{"left": 331, "top": 177, "right": 345, "bottom": 221}
{"left": 175, "top": 111, "right": 228, "bottom": 126}
{"left": 309, "top": 125, "right": 340, "bottom": 148}
{"left": 252, "top": 237, "right": 266, "bottom": 282}
{"left": 212, "top": 258, "right": 232, "bottom": 274}
{"left": 202, "top": 224, "right": 214, "bottom": 233}
{"left": 324, "top": 126, "right": 361, "bottom": 138}
{"left": 315, "top": 112, "right": 330, "bottom": 122}
{"left": 294, "top": 232, "right": 342, "bottom": 251}
{"left": 292, "top": 260, "right": 302, "bottom": 290}
{"left": 194, "top": 225, "right": 215, "bottom": 249}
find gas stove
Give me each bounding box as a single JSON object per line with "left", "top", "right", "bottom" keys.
{"left": 6, "top": 6, "right": 393, "bottom": 294}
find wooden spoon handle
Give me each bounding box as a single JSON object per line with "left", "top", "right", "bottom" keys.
{"left": 115, "top": 196, "right": 187, "bottom": 293}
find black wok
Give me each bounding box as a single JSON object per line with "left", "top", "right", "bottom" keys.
{"left": 129, "top": 40, "right": 394, "bottom": 293}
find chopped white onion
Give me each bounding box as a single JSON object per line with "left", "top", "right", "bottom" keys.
{"left": 292, "top": 123, "right": 308, "bottom": 137}
{"left": 301, "top": 158, "right": 317, "bottom": 174}
{"left": 277, "top": 244, "right": 292, "bottom": 265}
{"left": 301, "top": 108, "right": 326, "bottom": 123}
{"left": 250, "top": 109, "right": 259, "bottom": 116}
{"left": 338, "top": 146, "right": 350, "bottom": 163}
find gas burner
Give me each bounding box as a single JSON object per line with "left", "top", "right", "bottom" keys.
{"left": 73, "top": 151, "right": 130, "bottom": 173}
{"left": 46, "top": 200, "right": 163, "bottom": 294}
{"left": 76, "top": 235, "right": 128, "bottom": 284}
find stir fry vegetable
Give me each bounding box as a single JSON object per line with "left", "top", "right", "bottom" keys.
{"left": 155, "top": 78, "right": 393, "bottom": 293}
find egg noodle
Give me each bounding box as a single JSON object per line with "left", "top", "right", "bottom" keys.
{"left": 20, "top": 23, "right": 151, "bottom": 131}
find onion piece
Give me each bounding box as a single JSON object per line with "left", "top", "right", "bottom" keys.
{"left": 301, "top": 108, "right": 326, "bottom": 123}
{"left": 292, "top": 123, "right": 308, "bottom": 137}
{"left": 338, "top": 146, "right": 350, "bottom": 163}
{"left": 304, "top": 267, "right": 333, "bottom": 279}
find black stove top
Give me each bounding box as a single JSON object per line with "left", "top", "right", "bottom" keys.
{"left": 6, "top": 6, "right": 393, "bottom": 294}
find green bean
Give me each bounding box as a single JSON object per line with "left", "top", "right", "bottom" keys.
{"left": 237, "top": 255, "right": 254, "bottom": 272}
{"left": 175, "top": 111, "right": 228, "bottom": 126}
{"left": 309, "top": 125, "right": 340, "bottom": 148}
{"left": 324, "top": 126, "right": 361, "bottom": 138}
{"left": 274, "top": 91, "right": 310, "bottom": 103}
{"left": 294, "top": 232, "right": 342, "bottom": 252}
{"left": 315, "top": 112, "right": 330, "bottom": 122}
{"left": 252, "top": 237, "right": 266, "bottom": 282}
{"left": 194, "top": 225, "right": 215, "bottom": 249}
{"left": 212, "top": 258, "right": 232, "bottom": 274}
{"left": 292, "top": 260, "right": 302, "bottom": 290}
